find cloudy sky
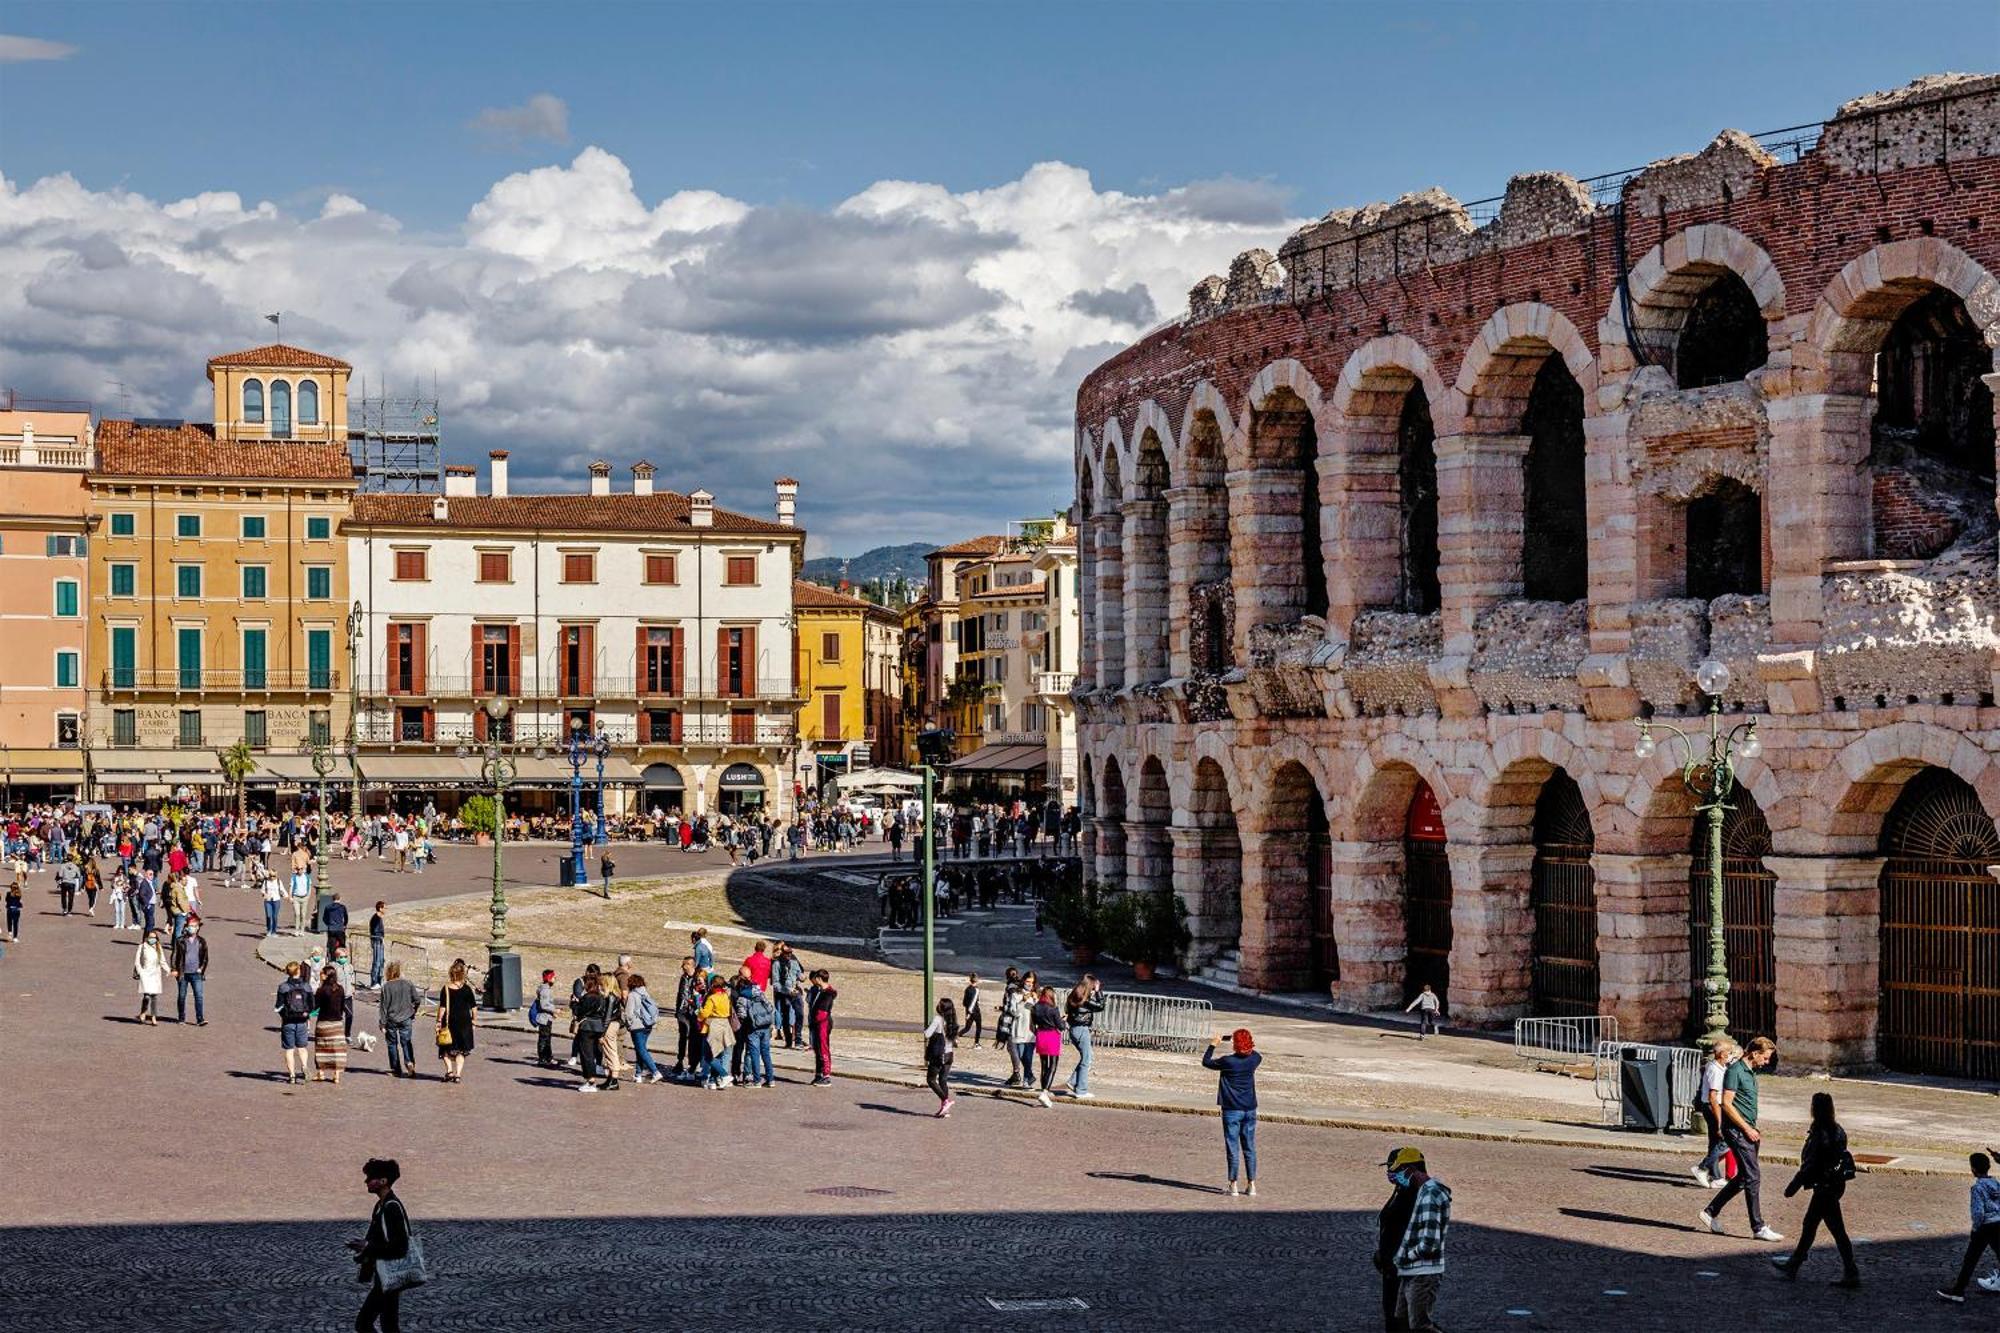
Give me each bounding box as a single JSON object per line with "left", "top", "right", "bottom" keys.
{"left": 0, "top": 3, "right": 1982, "bottom": 554}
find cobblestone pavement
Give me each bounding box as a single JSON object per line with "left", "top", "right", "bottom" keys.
{"left": 1, "top": 850, "right": 1992, "bottom": 1330}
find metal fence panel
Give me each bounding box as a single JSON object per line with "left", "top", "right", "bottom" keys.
{"left": 1514, "top": 1015, "right": 1617, "bottom": 1064}
{"left": 1095, "top": 991, "right": 1214, "bottom": 1053}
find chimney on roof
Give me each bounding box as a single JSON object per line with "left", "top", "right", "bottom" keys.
{"left": 689, "top": 488, "right": 714, "bottom": 529}
{"left": 444, "top": 465, "right": 477, "bottom": 498}
{"left": 588, "top": 459, "right": 612, "bottom": 497}
{"left": 431, "top": 495, "right": 449, "bottom": 522}
{"left": 632, "top": 461, "right": 655, "bottom": 497}
{"left": 775, "top": 477, "right": 799, "bottom": 528}
{"left": 488, "top": 450, "right": 510, "bottom": 497}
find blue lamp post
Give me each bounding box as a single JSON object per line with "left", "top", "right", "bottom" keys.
{"left": 565, "top": 717, "right": 610, "bottom": 887}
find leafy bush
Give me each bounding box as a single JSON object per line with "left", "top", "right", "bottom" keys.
{"left": 1043, "top": 877, "right": 1108, "bottom": 951}
{"left": 1104, "top": 889, "right": 1192, "bottom": 965}
{"left": 460, "top": 794, "right": 499, "bottom": 837}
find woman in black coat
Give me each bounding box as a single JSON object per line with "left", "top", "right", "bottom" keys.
{"left": 1772, "top": 1091, "right": 1860, "bottom": 1286}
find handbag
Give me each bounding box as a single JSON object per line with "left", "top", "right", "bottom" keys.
{"left": 373, "top": 1200, "right": 429, "bottom": 1293}
{"left": 1034, "top": 1028, "right": 1062, "bottom": 1058}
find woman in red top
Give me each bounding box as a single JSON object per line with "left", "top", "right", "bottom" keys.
{"left": 743, "top": 940, "right": 773, "bottom": 990}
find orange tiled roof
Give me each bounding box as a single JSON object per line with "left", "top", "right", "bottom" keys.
{"left": 206, "top": 344, "right": 352, "bottom": 371}
{"left": 348, "top": 490, "right": 795, "bottom": 536}
{"left": 95, "top": 419, "right": 356, "bottom": 482}
{"left": 792, "top": 579, "right": 874, "bottom": 611}
{"left": 931, "top": 534, "right": 1005, "bottom": 558}
{"left": 970, "top": 579, "right": 1046, "bottom": 601}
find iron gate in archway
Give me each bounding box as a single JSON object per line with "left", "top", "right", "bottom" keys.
{"left": 1687, "top": 795, "right": 1777, "bottom": 1040}
{"left": 1404, "top": 781, "right": 1452, "bottom": 1008}
{"left": 1531, "top": 772, "right": 1598, "bottom": 1018}
{"left": 1879, "top": 768, "right": 2000, "bottom": 1081}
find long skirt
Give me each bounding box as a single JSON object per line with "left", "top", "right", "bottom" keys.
{"left": 313, "top": 1018, "right": 349, "bottom": 1074}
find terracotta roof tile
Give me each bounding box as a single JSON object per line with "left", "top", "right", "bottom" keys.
{"left": 792, "top": 579, "right": 873, "bottom": 611}
{"left": 970, "top": 580, "right": 1046, "bottom": 601}
{"left": 95, "top": 419, "right": 356, "bottom": 482}
{"left": 347, "top": 490, "right": 795, "bottom": 536}
{"left": 931, "top": 534, "right": 1006, "bottom": 558}
{"left": 206, "top": 344, "right": 353, "bottom": 371}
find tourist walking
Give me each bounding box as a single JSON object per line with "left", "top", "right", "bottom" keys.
{"left": 378, "top": 961, "right": 421, "bottom": 1079}
{"left": 81, "top": 857, "right": 100, "bottom": 915}
{"left": 368, "top": 900, "right": 388, "bottom": 990}
{"left": 1030, "top": 985, "right": 1063, "bottom": 1107}
{"left": 109, "top": 869, "right": 129, "bottom": 931}
{"left": 772, "top": 942, "right": 805, "bottom": 1048}
{"left": 133, "top": 928, "right": 167, "bottom": 1024}
{"left": 1936, "top": 1147, "right": 2000, "bottom": 1303}
{"left": 698, "top": 976, "right": 734, "bottom": 1089}
{"left": 571, "top": 971, "right": 619, "bottom": 1092}
{"left": 1064, "top": 974, "right": 1103, "bottom": 1098}
{"left": 807, "top": 967, "right": 836, "bottom": 1086}
{"left": 1690, "top": 1039, "right": 1739, "bottom": 1188}
{"left": 170, "top": 916, "right": 209, "bottom": 1025}
{"left": 1374, "top": 1148, "right": 1420, "bottom": 1332}
{"left": 312, "top": 964, "right": 349, "bottom": 1084}
{"left": 1380, "top": 1147, "right": 1451, "bottom": 1333}
{"left": 1203, "top": 1028, "right": 1261, "bottom": 1196}
{"left": 323, "top": 892, "right": 349, "bottom": 955}
{"left": 1772, "top": 1092, "right": 1860, "bottom": 1286}
{"left": 1404, "top": 984, "right": 1441, "bottom": 1038}
{"left": 961, "top": 972, "right": 983, "bottom": 1046}
{"left": 672, "top": 958, "right": 702, "bottom": 1079}
{"left": 924, "top": 996, "right": 958, "bottom": 1117}
{"left": 1001, "top": 970, "right": 1033, "bottom": 1085}
{"left": 691, "top": 927, "right": 714, "bottom": 974}
{"left": 260, "top": 870, "right": 282, "bottom": 937}
{"left": 276, "top": 960, "right": 313, "bottom": 1082}
{"left": 624, "top": 972, "right": 663, "bottom": 1083}
{"left": 1701, "top": 1035, "right": 1783, "bottom": 1241}
{"left": 4, "top": 876, "right": 22, "bottom": 940}
{"left": 436, "top": 960, "right": 477, "bottom": 1084}
{"left": 348, "top": 1157, "right": 417, "bottom": 1333}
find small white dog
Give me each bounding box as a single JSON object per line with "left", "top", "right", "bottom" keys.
{"left": 350, "top": 1030, "right": 378, "bottom": 1054}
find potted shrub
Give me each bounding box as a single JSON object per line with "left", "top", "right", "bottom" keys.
{"left": 1044, "top": 877, "right": 1107, "bottom": 964}
{"left": 460, "top": 794, "right": 499, "bottom": 846}
{"left": 1117, "top": 890, "right": 1192, "bottom": 983}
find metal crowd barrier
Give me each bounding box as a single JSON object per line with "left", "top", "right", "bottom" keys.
{"left": 1514, "top": 1015, "right": 1618, "bottom": 1065}
{"left": 1094, "top": 991, "right": 1214, "bottom": 1053}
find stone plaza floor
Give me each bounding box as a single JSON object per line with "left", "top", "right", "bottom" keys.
{"left": 1, "top": 844, "right": 1993, "bottom": 1330}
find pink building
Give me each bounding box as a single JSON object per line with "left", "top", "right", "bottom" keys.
{"left": 0, "top": 398, "right": 95, "bottom": 801}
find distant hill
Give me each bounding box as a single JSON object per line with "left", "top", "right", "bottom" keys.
{"left": 801, "top": 542, "right": 933, "bottom": 589}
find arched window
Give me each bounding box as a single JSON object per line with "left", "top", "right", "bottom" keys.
{"left": 298, "top": 379, "right": 319, "bottom": 425}
{"left": 1674, "top": 273, "right": 1765, "bottom": 389}
{"left": 242, "top": 378, "right": 264, "bottom": 424}
{"left": 269, "top": 380, "right": 292, "bottom": 439}
{"left": 1396, "top": 387, "right": 1440, "bottom": 614}
{"left": 1521, "top": 358, "right": 1588, "bottom": 602}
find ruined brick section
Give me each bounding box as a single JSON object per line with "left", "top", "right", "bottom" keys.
{"left": 1071, "top": 75, "right": 2000, "bottom": 1074}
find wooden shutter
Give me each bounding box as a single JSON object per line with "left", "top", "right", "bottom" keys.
{"left": 507, "top": 624, "right": 521, "bottom": 695}
{"left": 822, "top": 691, "right": 841, "bottom": 740}
{"left": 578, "top": 624, "right": 594, "bottom": 695}
{"left": 670, "top": 627, "right": 685, "bottom": 696}
{"left": 636, "top": 626, "right": 650, "bottom": 694}
{"left": 473, "top": 707, "right": 488, "bottom": 742}
{"left": 716, "top": 627, "right": 731, "bottom": 698}
{"left": 742, "top": 625, "right": 757, "bottom": 697}
{"left": 422, "top": 707, "right": 435, "bottom": 741}
{"left": 411, "top": 622, "right": 427, "bottom": 695}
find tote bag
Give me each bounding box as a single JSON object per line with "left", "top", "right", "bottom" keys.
{"left": 1034, "top": 1028, "right": 1062, "bottom": 1058}
{"left": 374, "top": 1201, "right": 429, "bottom": 1293}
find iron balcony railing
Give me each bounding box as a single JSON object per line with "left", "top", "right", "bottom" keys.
{"left": 102, "top": 668, "right": 340, "bottom": 694}
{"left": 354, "top": 715, "right": 795, "bottom": 748}
{"left": 357, "top": 673, "right": 802, "bottom": 702}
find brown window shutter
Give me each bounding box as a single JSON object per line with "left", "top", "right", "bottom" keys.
{"left": 507, "top": 624, "right": 521, "bottom": 694}
{"left": 422, "top": 707, "right": 435, "bottom": 742}
{"left": 823, "top": 690, "right": 841, "bottom": 740}
{"left": 717, "top": 626, "right": 731, "bottom": 697}
{"left": 474, "top": 707, "right": 488, "bottom": 743}
{"left": 743, "top": 625, "right": 757, "bottom": 697}
{"left": 636, "top": 626, "right": 650, "bottom": 694}
{"left": 578, "top": 624, "right": 594, "bottom": 695}
{"left": 671, "top": 627, "right": 684, "bottom": 696}
{"left": 411, "top": 622, "right": 427, "bottom": 695}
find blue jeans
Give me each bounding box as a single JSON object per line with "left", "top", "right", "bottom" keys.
{"left": 170, "top": 911, "right": 188, "bottom": 942}
{"left": 631, "top": 1026, "right": 661, "bottom": 1078}
{"left": 369, "top": 940, "right": 386, "bottom": 989}
{"left": 263, "top": 900, "right": 280, "bottom": 936}
{"left": 384, "top": 1021, "right": 414, "bottom": 1075}
{"left": 743, "top": 1027, "right": 774, "bottom": 1084}
{"left": 1222, "top": 1108, "right": 1258, "bottom": 1182}
{"left": 1067, "top": 1025, "right": 1094, "bottom": 1094}
{"left": 775, "top": 992, "right": 804, "bottom": 1044}
{"left": 176, "top": 973, "right": 205, "bottom": 1024}
{"left": 706, "top": 1041, "right": 731, "bottom": 1085}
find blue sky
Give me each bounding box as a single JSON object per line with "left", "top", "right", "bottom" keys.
{"left": 1, "top": 1, "right": 1992, "bottom": 552}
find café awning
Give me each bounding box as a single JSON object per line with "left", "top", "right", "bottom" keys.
{"left": 1, "top": 748, "right": 86, "bottom": 779}
{"left": 248, "top": 753, "right": 359, "bottom": 786}
{"left": 91, "top": 749, "right": 224, "bottom": 785}
{"left": 947, "top": 743, "right": 1047, "bottom": 774}
{"left": 507, "top": 755, "right": 643, "bottom": 788}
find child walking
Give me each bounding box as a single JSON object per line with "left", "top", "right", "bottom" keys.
{"left": 530, "top": 969, "right": 558, "bottom": 1067}
{"left": 1937, "top": 1148, "right": 2000, "bottom": 1303}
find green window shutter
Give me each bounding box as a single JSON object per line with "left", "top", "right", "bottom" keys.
{"left": 178, "top": 565, "right": 201, "bottom": 598}
{"left": 110, "top": 512, "right": 134, "bottom": 536}
{"left": 243, "top": 566, "right": 266, "bottom": 599}
{"left": 243, "top": 629, "right": 268, "bottom": 689}
{"left": 110, "top": 564, "right": 134, "bottom": 597}
{"left": 54, "top": 581, "right": 79, "bottom": 617}
{"left": 308, "top": 629, "right": 332, "bottom": 689}
{"left": 111, "top": 627, "right": 136, "bottom": 688}
{"left": 307, "top": 566, "right": 330, "bottom": 600}
{"left": 177, "top": 627, "right": 203, "bottom": 688}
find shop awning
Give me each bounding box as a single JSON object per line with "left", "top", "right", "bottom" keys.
{"left": 354, "top": 754, "right": 485, "bottom": 789}
{"left": 248, "top": 753, "right": 359, "bottom": 786}
{"left": 640, "top": 763, "right": 685, "bottom": 790}
{"left": 91, "top": 748, "right": 224, "bottom": 784}
{"left": 1, "top": 748, "right": 86, "bottom": 778}
{"left": 719, "top": 762, "right": 766, "bottom": 790}
{"left": 947, "top": 743, "right": 1047, "bottom": 774}
{"left": 507, "top": 755, "right": 643, "bottom": 789}
{"left": 833, "top": 767, "right": 922, "bottom": 793}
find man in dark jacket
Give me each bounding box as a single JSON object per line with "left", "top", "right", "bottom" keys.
{"left": 377, "top": 962, "right": 421, "bottom": 1079}
{"left": 323, "top": 892, "right": 349, "bottom": 956}
{"left": 170, "top": 916, "right": 209, "bottom": 1025}
{"left": 1374, "top": 1149, "right": 1422, "bottom": 1331}
{"left": 348, "top": 1157, "right": 413, "bottom": 1332}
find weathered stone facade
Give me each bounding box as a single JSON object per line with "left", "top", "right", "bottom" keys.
{"left": 1072, "top": 75, "right": 2000, "bottom": 1074}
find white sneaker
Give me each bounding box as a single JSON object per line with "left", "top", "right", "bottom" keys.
{"left": 577, "top": 1083, "right": 598, "bottom": 1093}
{"left": 1690, "top": 1166, "right": 1711, "bottom": 1187}
{"left": 1709, "top": 1177, "right": 1727, "bottom": 1190}
{"left": 1700, "top": 1210, "right": 1723, "bottom": 1234}
{"left": 1753, "top": 1226, "right": 1785, "bottom": 1242}
{"left": 720, "top": 1076, "right": 733, "bottom": 1088}
{"left": 1037, "top": 1090, "right": 1052, "bottom": 1108}
{"left": 1226, "top": 1182, "right": 1239, "bottom": 1196}
{"left": 1075, "top": 1091, "right": 1095, "bottom": 1100}
{"left": 1976, "top": 1272, "right": 2000, "bottom": 1293}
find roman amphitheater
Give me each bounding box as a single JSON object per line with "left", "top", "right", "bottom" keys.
{"left": 1071, "top": 73, "right": 2000, "bottom": 1077}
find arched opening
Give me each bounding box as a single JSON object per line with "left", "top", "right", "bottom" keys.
{"left": 1130, "top": 429, "right": 1171, "bottom": 685}
{"left": 1298, "top": 413, "right": 1327, "bottom": 619}
{"left": 1307, "top": 789, "right": 1335, "bottom": 989}
{"left": 298, "top": 378, "right": 320, "bottom": 425}
{"left": 1130, "top": 756, "right": 1172, "bottom": 895}
{"left": 1097, "top": 755, "right": 1128, "bottom": 888}
{"left": 1870, "top": 286, "right": 1996, "bottom": 559}
{"left": 1675, "top": 272, "right": 1767, "bottom": 389}
{"left": 242, "top": 378, "right": 264, "bottom": 424}
{"left": 1252, "top": 760, "right": 1334, "bottom": 991}
{"left": 1403, "top": 779, "right": 1452, "bottom": 1006}
{"left": 1686, "top": 789, "right": 1776, "bottom": 1040}
{"left": 1396, "top": 388, "right": 1441, "bottom": 614}
{"left": 1522, "top": 358, "right": 1588, "bottom": 603}
{"left": 1684, "top": 478, "right": 1765, "bottom": 599}
{"left": 1877, "top": 767, "right": 2000, "bottom": 1080}
{"left": 1188, "top": 757, "right": 1242, "bottom": 970}
{"left": 1243, "top": 388, "right": 1325, "bottom": 625}
{"left": 641, "top": 763, "right": 686, "bottom": 816}
{"left": 1096, "top": 450, "right": 1125, "bottom": 690}
{"left": 1200, "top": 602, "right": 1230, "bottom": 673}
{"left": 1181, "top": 409, "right": 1233, "bottom": 675}
{"left": 1530, "top": 769, "right": 1598, "bottom": 1017}
{"left": 269, "top": 380, "right": 292, "bottom": 439}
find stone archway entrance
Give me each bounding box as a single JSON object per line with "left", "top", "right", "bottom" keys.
{"left": 1403, "top": 780, "right": 1452, "bottom": 1007}
{"left": 1530, "top": 770, "right": 1598, "bottom": 1017}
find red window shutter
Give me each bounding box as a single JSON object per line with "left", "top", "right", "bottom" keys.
{"left": 411, "top": 622, "right": 427, "bottom": 695}
{"left": 717, "top": 626, "right": 731, "bottom": 698}
{"left": 743, "top": 625, "right": 757, "bottom": 697}
{"left": 507, "top": 624, "right": 521, "bottom": 695}
{"left": 636, "top": 626, "right": 650, "bottom": 694}
{"left": 474, "top": 707, "right": 488, "bottom": 743}
{"left": 822, "top": 691, "right": 841, "bottom": 740}
{"left": 422, "top": 707, "right": 435, "bottom": 741}
{"left": 580, "top": 624, "right": 595, "bottom": 695}
{"left": 671, "top": 627, "right": 684, "bottom": 696}
{"left": 671, "top": 708, "right": 683, "bottom": 742}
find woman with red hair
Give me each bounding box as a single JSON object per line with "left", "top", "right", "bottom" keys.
{"left": 1202, "top": 1029, "right": 1262, "bottom": 1196}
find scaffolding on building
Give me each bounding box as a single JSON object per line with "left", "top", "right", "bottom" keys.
{"left": 349, "top": 377, "right": 442, "bottom": 493}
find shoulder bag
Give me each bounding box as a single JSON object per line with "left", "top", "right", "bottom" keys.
{"left": 373, "top": 1199, "right": 429, "bottom": 1293}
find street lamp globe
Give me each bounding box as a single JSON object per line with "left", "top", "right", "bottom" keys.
{"left": 1694, "top": 658, "right": 1731, "bottom": 697}
{"left": 485, "top": 696, "right": 511, "bottom": 722}
{"left": 1740, "top": 727, "right": 1762, "bottom": 760}
{"left": 1633, "top": 730, "right": 1656, "bottom": 760}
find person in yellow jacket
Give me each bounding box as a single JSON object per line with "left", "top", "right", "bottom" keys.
{"left": 696, "top": 978, "right": 734, "bottom": 1089}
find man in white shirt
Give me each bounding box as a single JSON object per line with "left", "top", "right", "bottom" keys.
{"left": 1690, "top": 1039, "right": 1739, "bottom": 1188}
{"left": 393, "top": 826, "right": 411, "bottom": 874}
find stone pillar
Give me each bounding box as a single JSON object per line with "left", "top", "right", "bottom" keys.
{"left": 1444, "top": 841, "right": 1535, "bottom": 1022}
{"left": 1092, "top": 815, "right": 1127, "bottom": 889}
{"left": 1765, "top": 393, "right": 1871, "bottom": 647}
{"left": 1172, "top": 824, "right": 1241, "bottom": 966}
{"left": 1433, "top": 434, "right": 1529, "bottom": 652}
{"left": 1592, "top": 851, "right": 1692, "bottom": 1040}
{"left": 1076, "top": 510, "right": 1096, "bottom": 690}
{"left": 1237, "top": 829, "right": 1312, "bottom": 991}
{"left": 1329, "top": 839, "right": 1405, "bottom": 1011}
{"left": 1584, "top": 412, "right": 1635, "bottom": 654}
{"left": 1323, "top": 444, "right": 1399, "bottom": 637}
{"left": 1164, "top": 485, "right": 1225, "bottom": 679}
{"left": 1122, "top": 818, "right": 1171, "bottom": 895}
{"left": 1766, "top": 855, "right": 1884, "bottom": 1071}
{"left": 1122, "top": 499, "right": 1169, "bottom": 686}
{"left": 1091, "top": 513, "right": 1126, "bottom": 690}
{"left": 1227, "top": 466, "right": 1307, "bottom": 652}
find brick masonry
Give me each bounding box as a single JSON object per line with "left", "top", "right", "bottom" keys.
{"left": 1068, "top": 74, "right": 2000, "bottom": 1072}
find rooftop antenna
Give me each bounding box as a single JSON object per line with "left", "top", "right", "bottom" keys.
{"left": 104, "top": 379, "right": 132, "bottom": 418}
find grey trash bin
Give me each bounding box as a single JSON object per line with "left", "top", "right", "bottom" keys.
{"left": 557, "top": 857, "right": 577, "bottom": 888}
{"left": 1618, "top": 1046, "right": 1673, "bottom": 1132}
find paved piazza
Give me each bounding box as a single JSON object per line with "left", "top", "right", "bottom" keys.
{"left": 0, "top": 845, "right": 1986, "bottom": 1331}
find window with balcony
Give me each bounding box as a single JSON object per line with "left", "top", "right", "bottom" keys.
{"left": 177, "top": 627, "right": 202, "bottom": 689}
{"left": 270, "top": 381, "right": 292, "bottom": 439}
{"left": 725, "top": 555, "right": 757, "bottom": 586}
{"left": 306, "top": 516, "right": 331, "bottom": 541}
{"left": 477, "top": 550, "right": 511, "bottom": 583}
{"left": 112, "top": 709, "right": 137, "bottom": 747}
{"left": 306, "top": 565, "right": 331, "bottom": 600}
{"left": 242, "top": 515, "right": 267, "bottom": 540}
{"left": 110, "top": 563, "right": 136, "bottom": 597}
{"left": 647, "top": 709, "right": 681, "bottom": 743}
{"left": 478, "top": 624, "right": 516, "bottom": 696}
{"left": 178, "top": 709, "right": 203, "bottom": 747}
{"left": 307, "top": 629, "right": 333, "bottom": 690}
{"left": 718, "top": 626, "right": 754, "bottom": 698}
{"left": 177, "top": 513, "right": 201, "bottom": 539}
{"left": 54, "top": 578, "right": 79, "bottom": 617}
{"left": 393, "top": 549, "right": 427, "bottom": 581}
{"left": 243, "top": 628, "right": 268, "bottom": 690}
{"left": 244, "top": 710, "right": 268, "bottom": 749}
{"left": 559, "top": 624, "right": 594, "bottom": 695}
{"left": 397, "top": 706, "right": 431, "bottom": 742}
{"left": 55, "top": 650, "right": 79, "bottom": 689}
{"left": 644, "top": 553, "right": 678, "bottom": 585}
{"left": 110, "top": 512, "right": 135, "bottom": 537}
{"left": 642, "top": 626, "right": 680, "bottom": 694}
{"left": 176, "top": 564, "right": 202, "bottom": 599}
{"left": 110, "top": 626, "right": 137, "bottom": 689}
{"left": 242, "top": 565, "right": 268, "bottom": 599}
{"left": 389, "top": 623, "right": 424, "bottom": 694}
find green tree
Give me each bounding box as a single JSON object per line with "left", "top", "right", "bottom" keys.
{"left": 460, "top": 794, "right": 499, "bottom": 838}
{"left": 216, "top": 740, "right": 256, "bottom": 823}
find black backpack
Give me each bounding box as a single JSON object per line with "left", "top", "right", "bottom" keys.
{"left": 281, "top": 982, "right": 311, "bottom": 1020}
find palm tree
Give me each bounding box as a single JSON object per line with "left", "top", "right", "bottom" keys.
{"left": 217, "top": 740, "right": 256, "bottom": 823}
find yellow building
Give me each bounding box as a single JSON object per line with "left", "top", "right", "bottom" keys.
{"left": 793, "top": 579, "right": 900, "bottom": 793}
{"left": 87, "top": 345, "right": 357, "bottom": 797}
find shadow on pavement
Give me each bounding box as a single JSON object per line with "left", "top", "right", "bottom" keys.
{"left": 1085, "top": 1171, "right": 1224, "bottom": 1194}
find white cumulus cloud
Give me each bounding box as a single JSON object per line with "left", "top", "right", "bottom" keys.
{"left": 0, "top": 153, "right": 1301, "bottom": 552}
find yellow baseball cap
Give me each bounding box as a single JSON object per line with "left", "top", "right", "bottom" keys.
{"left": 1382, "top": 1146, "right": 1426, "bottom": 1171}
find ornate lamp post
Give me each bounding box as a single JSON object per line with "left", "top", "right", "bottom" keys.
{"left": 345, "top": 600, "right": 364, "bottom": 827}
{"left": 459, "top": 696, "right": 533, "bottom": 1009}
{"left": 565, "top": 717, "right": 609, "bottom": 887}
{"left": 309, "top": 742, "right": 335, "bottom": 911}
{"left": 1633, "top": 657, "right": 1762, "bottom": 1051}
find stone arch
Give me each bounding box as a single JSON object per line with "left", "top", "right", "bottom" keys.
{"left": 1132, "top": 399, "right": 1176, "bottom": 472}
{"left": 1126, "top": 755, "right": 1173, "bottom": 897}
{"left": 1095, "top": 752, "right": 1129, "bottom": 886}
{"left": 1801, "top": 722, "right": 2000, "bottom": 855}
{"left": 1180, "top": 753, "right": 1244, "bottom": 971}
{"left": 1601, "top": 224, "right": 1786, "bottom": 383}
{"left": 1236, "top": 358, "right": 1328, "bottom": 468}
{"left": 1094, "top": 446, "right": 1127, "bottom": 690}
{"left": 1335, "top": 747, "right": 1459, "bottom": 1014}
{"left": 1233, "top": 362, "right": 1330, "bottom": 638}
{"left": 1174, "top": 403, "right": 1234, "bottom": 677}
{"left": 1094, "top": 418, "right": 1128, "bottom": 507}
{"left": 1347, "top": 734, "right": 1459, "bottom": 843}
{"left": 1240, "top": 755, "right": 1336, "bottom": 992}
{"left": 1807, "top": 238, "right": 2000, "bottom": 387}
{"left": 1176, "top": 381, "right": 1235, "bottom": 489}
{"left": 1454, "top": 302, "right": 1599, "bottom": 429}
{"left": 1622, "top": 740, "right": 1785, "bottom": 856}
{"left": 1327, "top": 336, "right": 1450, "bottom": 626}
{"left": 1468, "top": 728, "right": 1605, "bottom": 840}
{"left": 1126, "top": 426, "right": 1172, "bottom": 686}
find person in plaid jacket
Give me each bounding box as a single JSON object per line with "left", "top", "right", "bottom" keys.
{"left": 1380, "top": 1146, "right": 1451, "bottom": 1332}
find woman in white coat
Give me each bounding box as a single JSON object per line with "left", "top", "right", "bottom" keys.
{"left": 134, "top": 928, "right": 167, "bottom": 1025}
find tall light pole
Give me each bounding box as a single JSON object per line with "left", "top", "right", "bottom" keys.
{"left": 565, "top": 716, "right": 609, "bottom": 888}
{"left": 460, "top": 696, "right": 531, "bottom": 1009}
{"left": 345, "top": 600, "right": 364, "bottom": 828}
{"left": 915, "top": 727, "right": 955, "bottom": 1019}
{"left": 309, "top": 742, "right": 335, "bottom": 912}
{"left": 1633, "top": 657, "right": 1762, "bottom": 1051}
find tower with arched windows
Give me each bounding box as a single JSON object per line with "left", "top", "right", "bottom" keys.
{"left": 206, "top": 344, "right": 351, "bottom": 446}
